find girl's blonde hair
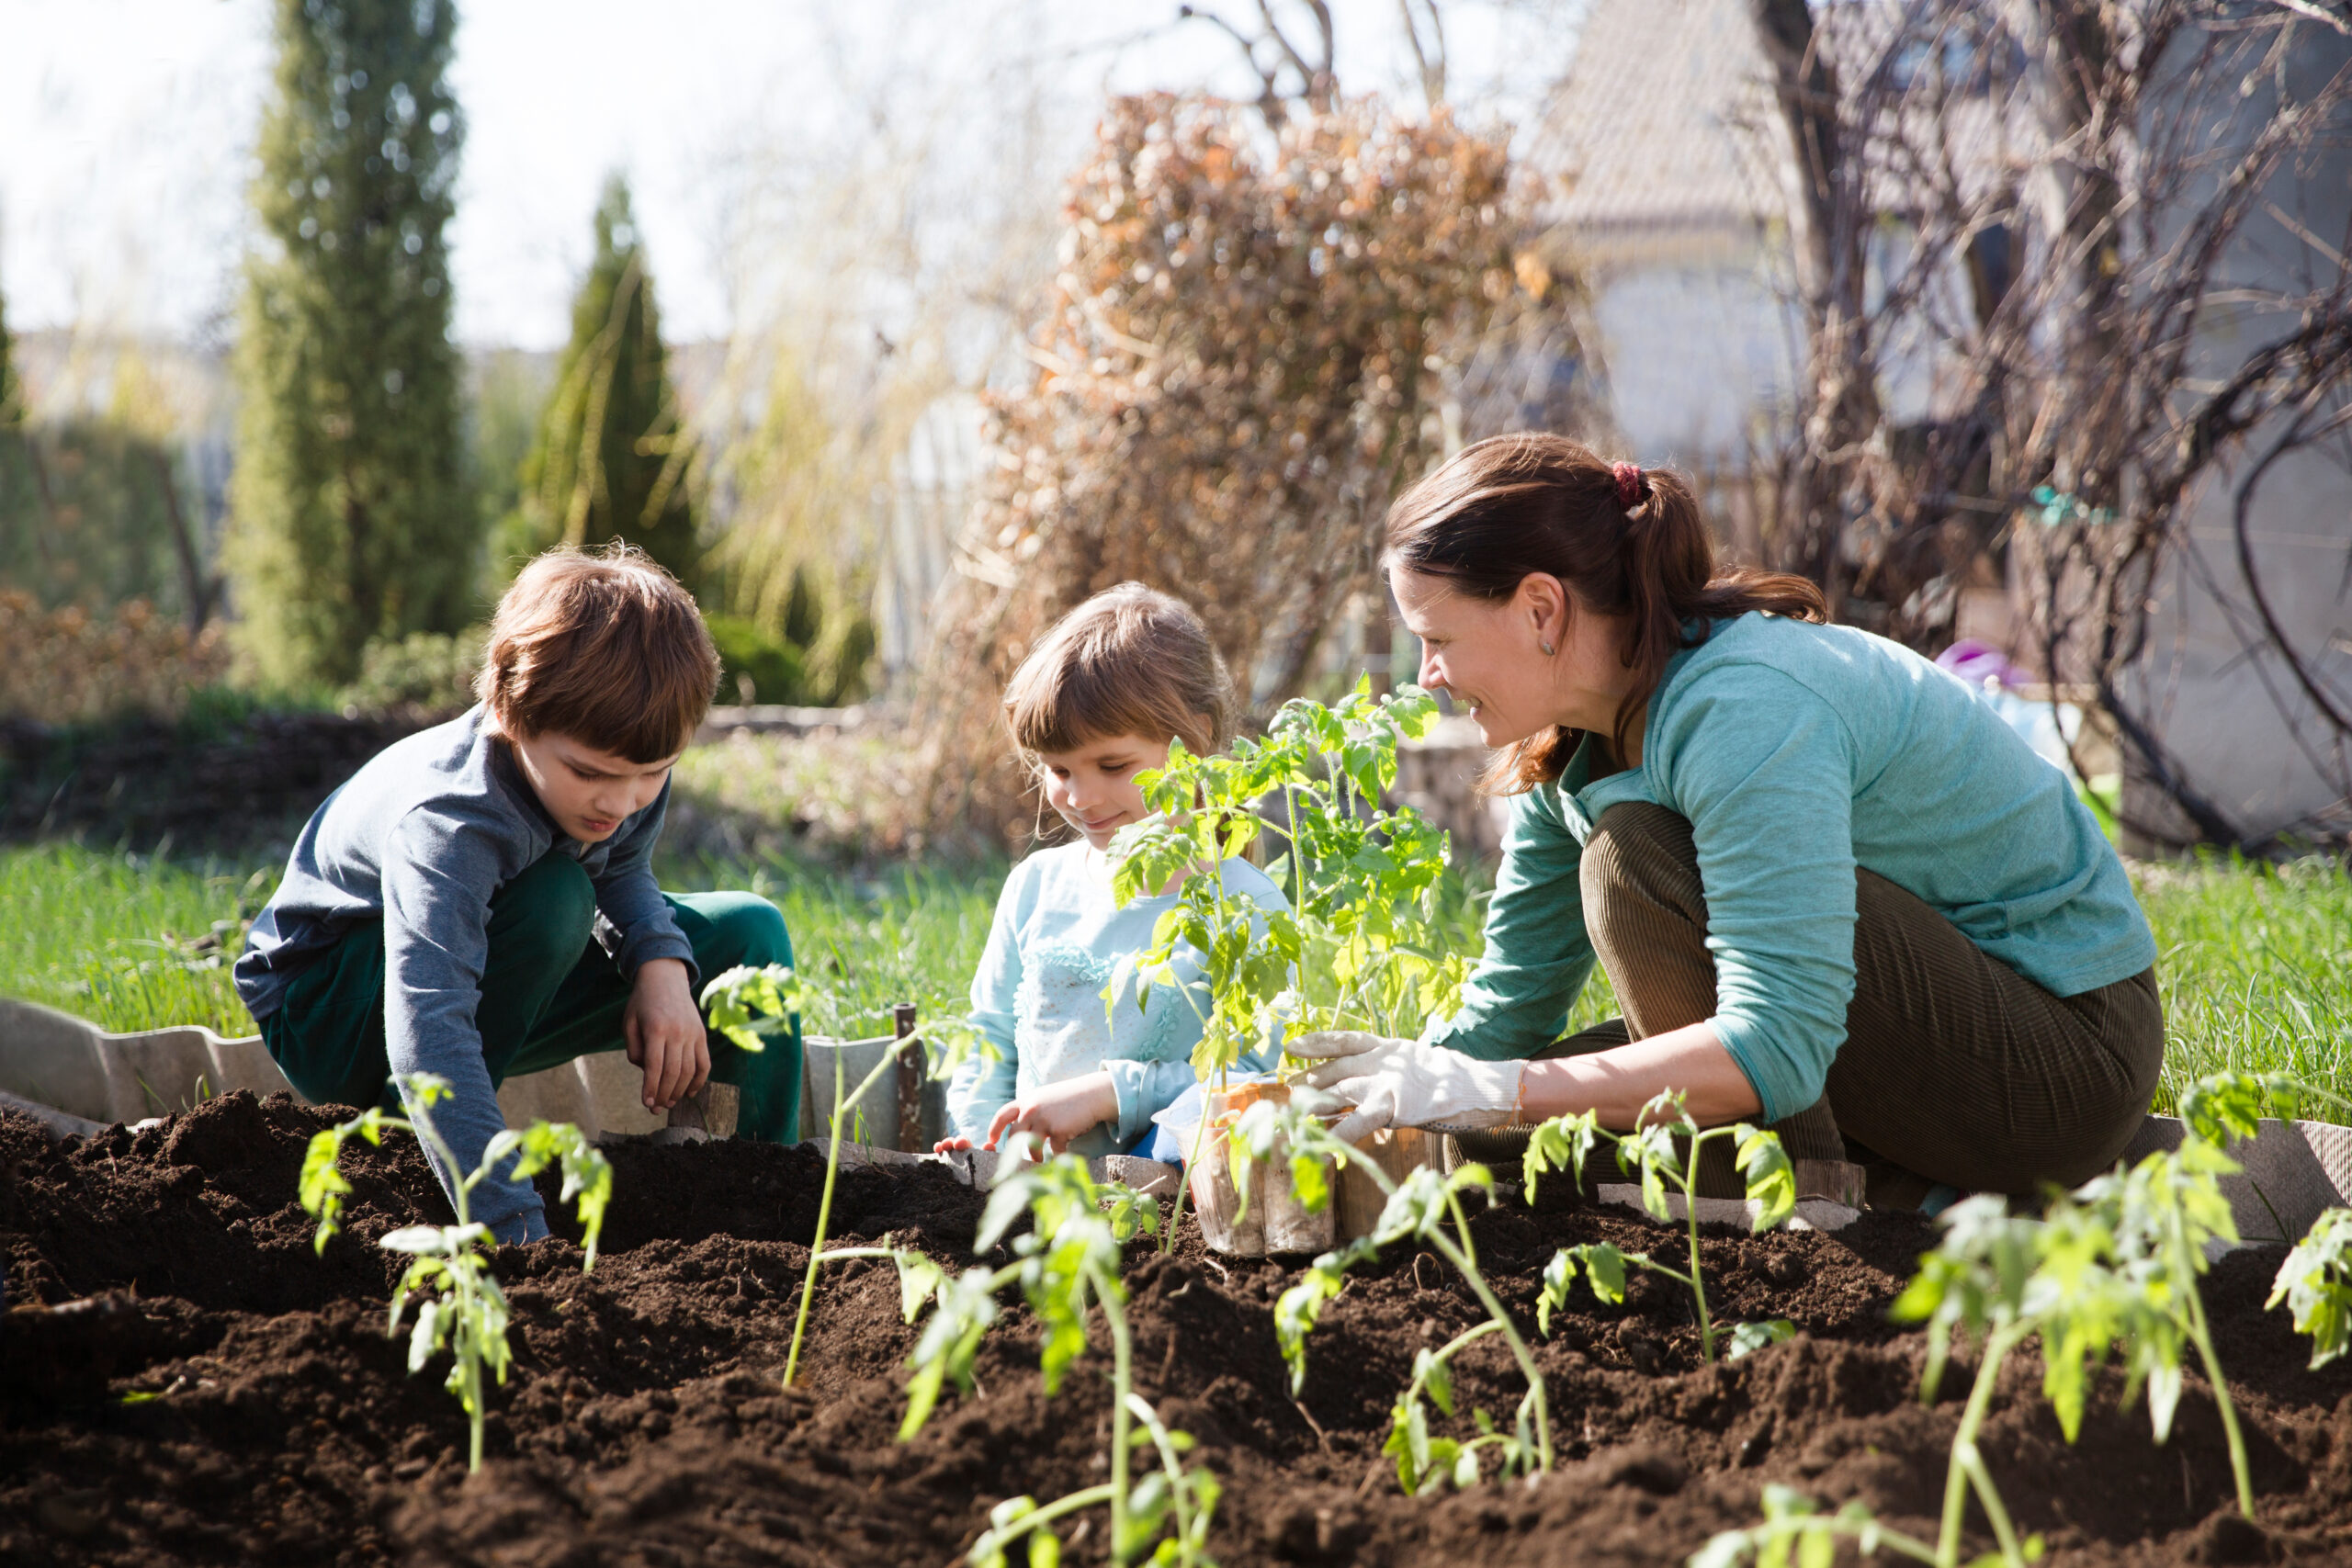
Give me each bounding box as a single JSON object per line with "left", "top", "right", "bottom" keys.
{"left": 1002, "top": 582, "right": 1233, "bottom": 764}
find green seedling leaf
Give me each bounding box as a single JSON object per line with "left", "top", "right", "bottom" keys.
{"left": 1733, "top": 1124, "right": 1796, "bottom": 1232}
{"left": 1522, "top": 1111, "right": 1602, "bottom": 1201}
{"left": 2271, "top": 1207, "right": 2352, "bottom": 1369}
{"left": 2179, "top": 1068, "right": 2300, "bottom": 1147}
{"left": 1537, "top": 1243, "right": 1628, "bottom": 1334}
{"left": 699, "top": 963, "right": 804, "bottom": 1054}
{"left": 1726, "top": 1320, "right": 1794, "bottom": 1360}
{"left": 895, "top": 1251, "right": 947, "bottom": 1323}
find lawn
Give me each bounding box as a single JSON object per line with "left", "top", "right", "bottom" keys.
{"left": 3, "top": 840, "right": 2343, "bottom": 1120}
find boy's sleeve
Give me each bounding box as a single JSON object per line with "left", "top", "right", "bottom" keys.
{"left": 587, "top": 780, "right": 696, "bottom": 986}
{"left": 1658, "top": 668, "right": 1860, "bottom": 1124}
{"left": 1422, "top": 786, "right": 1598, "bottom": 1059}
{"left": 379, "top": 807, "right": 548, "bottom": 1243}
{"left": 946, "top": 865, "right": 1026, "bottom": 1142}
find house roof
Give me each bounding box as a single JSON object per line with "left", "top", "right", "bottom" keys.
{"left": 1525, "top": 0, "right": 1792, "bottom": 260}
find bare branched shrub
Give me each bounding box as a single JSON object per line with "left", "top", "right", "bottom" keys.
{"left": 921, "top": 93, "right": 1558, "bottom": 840}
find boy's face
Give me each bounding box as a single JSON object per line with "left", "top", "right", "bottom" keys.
{"left": 1038, "top": 733, "right": 1172, "bottom": 852}
{"left": 505, "top": 729, "right": 684, "bottom": 845}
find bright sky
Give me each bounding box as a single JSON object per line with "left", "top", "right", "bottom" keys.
{"left": 0, "top": 0, "right": 1582, "bottom": 352}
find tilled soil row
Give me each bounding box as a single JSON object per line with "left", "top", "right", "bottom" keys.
{"left": 3, "top": 1091, "right": 2349, "bottom": 1565}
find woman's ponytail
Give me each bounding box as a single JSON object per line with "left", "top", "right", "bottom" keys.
{"left": 1383, "top": 434, "right": 1826, "bottom": 793}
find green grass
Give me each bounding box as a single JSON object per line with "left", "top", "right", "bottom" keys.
{"left": 3, "top": 843, "right": 2344, "bottom": 1124}
{"left": 0, "top": 844, "right": 280, "bottom": 1036}
{"left": 2140, "top": 854, "right": 2352, "bottom": 1115}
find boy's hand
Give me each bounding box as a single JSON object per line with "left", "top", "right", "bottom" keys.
{"left": 984, "top": 1072, "right": 1118, "bottom": 1155}
{"left": 626, "top": 958, "right": 710, "bottom": 1112}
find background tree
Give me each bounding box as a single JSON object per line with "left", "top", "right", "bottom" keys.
{"left": 0, "top": 270, "right": 21, "bottom": 431}
{"left": 919, "top": 93, "right": 1544, "bottom": 840}
{"left": 226, "top": 0, "right": 473, "bottom": 688}
{"left": 503, "top": 175, "right": 700, "bottom": 589}
{"left": 1750, "top": 1, "right": 2352, "bottom": 851}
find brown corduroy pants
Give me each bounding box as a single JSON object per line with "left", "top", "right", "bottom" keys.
{"left": 1480, "top": 802, "right": 2164, "bottom": 1205}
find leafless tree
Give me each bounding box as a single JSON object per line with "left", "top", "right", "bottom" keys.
{"left": 1753, "top": 0, "right": 2352, "bottom": 852}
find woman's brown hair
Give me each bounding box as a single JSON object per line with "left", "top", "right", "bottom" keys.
{"left": 1003, "top": 581, "right": 1233, "bottom": 768}
{"left": 1383, "top": 433, "right": 1826, "bottom": 794}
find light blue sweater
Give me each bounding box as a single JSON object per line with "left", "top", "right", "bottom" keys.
{"left": 1428, "top": 614, "right": 2157, "bottom": 1122}
{"left": 948, "top": 842, "right": 1288, "bottom": 1154}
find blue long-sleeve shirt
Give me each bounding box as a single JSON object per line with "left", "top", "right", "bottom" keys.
{"left": 1426, "top": 613, "right": 2156, "bottom": 1122}
{"left": 234, "top": 707, "right": 695, "bottom": 1239}
{"left": 948, "top": 842, "right": 1288, "bottom": 1153}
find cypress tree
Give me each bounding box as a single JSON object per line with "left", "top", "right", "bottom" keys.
{"left": 508, "top": 175, "right": 699, "bottom": 586}
{"left": 228, "top": 0, "right": 475, "bottom": 687}
{"left": 0, "top": 271, "right": 21, "bottom": 430}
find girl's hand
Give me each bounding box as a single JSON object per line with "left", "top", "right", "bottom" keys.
{"left": 985, "top": 1072, "right": 1119, "bottom": 1155}
{"left": 933, "top": 1134, "right": 975, "bottom": 1153}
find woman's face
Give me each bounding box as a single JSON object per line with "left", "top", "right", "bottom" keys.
{"left": 1391, "top": 566, "right": 1570, "bottom": 749}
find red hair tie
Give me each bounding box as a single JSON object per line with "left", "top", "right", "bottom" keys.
{"left": 1612, "top": 461, "right": 1648, "bottom": 510}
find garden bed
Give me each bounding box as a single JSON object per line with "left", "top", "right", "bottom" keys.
{"left": 4, "top": 1092, "right": 2348, "bottom": 1565}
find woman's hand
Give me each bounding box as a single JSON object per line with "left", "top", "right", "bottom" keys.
{"left": 625, "top": 957, "right": 710, "bottom": 1111}
{"left": 1286, "top": 1031, "right": 1525, "bottom": 1145}
{"left": 984, "top": 1071, "right": 1120, "bottom": 1155}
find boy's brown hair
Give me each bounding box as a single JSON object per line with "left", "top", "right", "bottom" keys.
{"left": 1003, "top": 582, "right": 1232, "bottom": 763}
{"left": 477, "top": 543, "right": 719, "bottom": 761}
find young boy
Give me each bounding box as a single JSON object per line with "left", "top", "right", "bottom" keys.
{"left": 234, "top": 544, "right": 801, "bottom": 1243}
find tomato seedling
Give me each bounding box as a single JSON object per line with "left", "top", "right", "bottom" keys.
{"left": 1264, "top": 1102, "right": 1554, "bottom": 1491}
{"left": 1521, "top": 1091, "right": 1797, "bottom": 1365}
{"left": 300, "top": 1072, "right": 612, "bottom": 1472}
{"left": 894, "top": 1144, "right": 1217, "bottom": 1567}
{"left": 701, "top": 962, "right": 935, "bottom": 1389}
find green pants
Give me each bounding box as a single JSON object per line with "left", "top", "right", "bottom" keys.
{"left": 258, "top": 852, "right": 803, "bottom": 1141}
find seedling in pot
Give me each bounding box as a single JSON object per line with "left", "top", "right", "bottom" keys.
{"left": 1264, "top": 1102, "right": 1554, "bottom": 1491}
{"left": 1107, "top": 680, "right": 1468, "bottom": 1252}
{"left": 895, "top": 1143, "right": 1218, "bottom": 1567}
{"left": 300, "top": 1072, "right": 612, "bottom": 1472}
{"left": 1521, "top": 1091, "right": 1797, "bottom": 1365}
{"left": 700, "top": 962, "right": 933, "bottom": 1390}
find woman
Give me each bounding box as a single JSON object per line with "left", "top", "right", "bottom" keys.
{"left": 1292, "top": 434, "right": 2161, "bottom": 1207}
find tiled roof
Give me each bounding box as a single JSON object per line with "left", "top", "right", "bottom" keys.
{"left": 1525, "top": 0, "right": 1792, "bottom": 238}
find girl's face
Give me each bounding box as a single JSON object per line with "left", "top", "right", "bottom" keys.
{"left": 1037, "top": 733, "right": 1174, "bottom": 851}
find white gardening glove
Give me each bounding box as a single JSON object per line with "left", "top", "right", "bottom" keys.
{"left": 1285, "top": 1030, "right": 1526, "bottom": 1146}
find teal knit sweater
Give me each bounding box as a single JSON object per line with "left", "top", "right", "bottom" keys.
{"left": 1426, "top": 614, "right": 2156, "bottom": 1122}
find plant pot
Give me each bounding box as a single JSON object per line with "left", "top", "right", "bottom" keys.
{"left": 1189, "top": 1084, "right": 1337, "bottom": 1258}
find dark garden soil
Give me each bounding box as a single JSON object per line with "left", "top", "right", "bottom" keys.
{"left": 5, "top": 1091, "right": 2350, "bottom": 1567}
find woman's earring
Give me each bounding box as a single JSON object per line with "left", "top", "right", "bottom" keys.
{"left": 1542, "top": 641, "right": 1555, "bottom": 655}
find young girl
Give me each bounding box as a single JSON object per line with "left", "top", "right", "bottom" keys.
{"left": 937, "top": 582, "right": 1287, "bottom": 1157}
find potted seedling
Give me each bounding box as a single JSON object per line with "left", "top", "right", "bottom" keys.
{"left": 1107, "top": 679, "right": 1469, "bottom": 1256}
{"left": 300, "top": 1072, "right": 612, "bottom": 1472}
